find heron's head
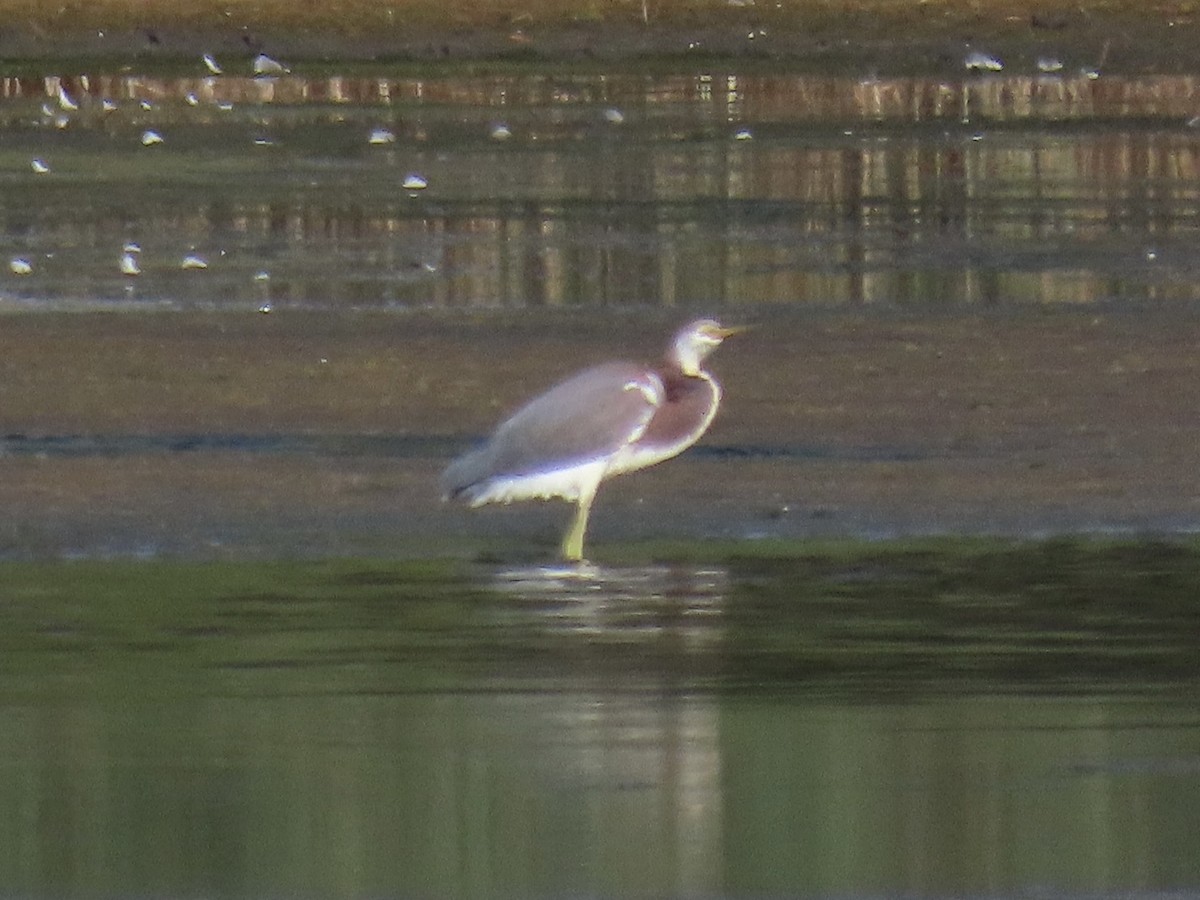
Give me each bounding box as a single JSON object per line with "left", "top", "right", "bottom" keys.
{"left": 670, "top": 318, "right": 744, "bottom": 376}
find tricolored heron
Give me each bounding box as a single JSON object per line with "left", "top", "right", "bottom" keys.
{"left": 441, "top": 318, "right": 742, "bottom": 561}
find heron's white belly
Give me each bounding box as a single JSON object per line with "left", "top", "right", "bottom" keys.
{"left": 466, "top": 458, "right": 609, "bottom": 507}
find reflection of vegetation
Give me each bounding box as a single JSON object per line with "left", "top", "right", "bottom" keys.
{"left": 5, "top": 68, "right": 1200, "bottom": 313}
{"left": 4, "top": 538, "right": 1200, "bottom": 702}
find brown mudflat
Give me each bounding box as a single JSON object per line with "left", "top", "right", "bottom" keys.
{"left": 0, "top": 309, "right": 1194, "bottom": 558}
{"left": 0, "top": 0, "right": 1193, "bottom": 74}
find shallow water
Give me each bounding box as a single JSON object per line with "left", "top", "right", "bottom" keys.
{"left": 3, "top": 68, "right": 1200, "bottom": 311}
{"left": 4, "top": 546, "right": 1200, "bottom": 897}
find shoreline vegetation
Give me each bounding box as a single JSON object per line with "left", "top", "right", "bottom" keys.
{"left": 0, "top": 1, "right": 1192, "bottom": 70}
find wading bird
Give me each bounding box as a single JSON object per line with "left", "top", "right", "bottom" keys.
{"left": 442, "top": 319, "right": 742, "bottom": 561}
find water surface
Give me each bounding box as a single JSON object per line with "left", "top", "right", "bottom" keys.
{"left": 4, "top": 543, "right": 1200, "bottom": 897}
{"left": 3, "top": 68, "right": 1200, "bottom": 311}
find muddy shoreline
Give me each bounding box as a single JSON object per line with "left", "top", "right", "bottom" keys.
{"left": 0, "top": 4, "right": 1192, "bottom": 74}
{"left": 2, "top": 3, "right": 1198, "bottom": 559}
{"left": 0, "top": 309, "right": 1196, "bottom": 559}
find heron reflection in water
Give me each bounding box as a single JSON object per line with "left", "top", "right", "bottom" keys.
{"left": 442, "top": 319, "right": 743, "bottom": 562}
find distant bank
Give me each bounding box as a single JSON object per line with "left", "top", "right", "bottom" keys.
{"left": 0, "top": 0, "right": 1188, "bottom": 72}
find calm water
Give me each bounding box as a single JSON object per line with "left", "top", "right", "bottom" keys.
{"left": 4, "top": 549, "right": 1200, "bottom": 898}
{"left": 2, "top": 68, "right": 1200, "bottom": 311}
{"left": 3, "top": 62, "right": 1200, "bottom": 898}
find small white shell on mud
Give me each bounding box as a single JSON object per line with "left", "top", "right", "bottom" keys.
{"left": 31, "top": 158, "right": 50, "bottom": 174}
{"left": 603, "top": 107, "right": 625, "bottom": 125}
{"left": 120, "top": 253, "right": 141, "bottom": 276}
{"left": 202, "top": 53, "right": 223, "bottom": 75}
{"left": 181, "top": 254, "right": 208, "bottom": 270}
{"left": 1036, "top": 56, "right": 1064, "bottom": 73}
{"left": 9, "top": 257, "right": 33, "bottom": 275}
{"left": 490, "top": 123, "right": 512, "bottom": 141}
{"left": 368, "top": 128, "right": 396, "bottom": 145}
{"left": 141, "top": 130, "right": 164, "bottom": 146}
{"left": 402, "top": 173, "right": 428, "bottom": 191}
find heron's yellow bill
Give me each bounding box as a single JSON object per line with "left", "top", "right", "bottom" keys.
{"left": 716, "top": 323, "right": 751, "bottom": 338}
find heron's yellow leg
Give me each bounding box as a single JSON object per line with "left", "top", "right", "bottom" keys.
{"left": 562, "top": 488, "right": 596, "bottom": 562}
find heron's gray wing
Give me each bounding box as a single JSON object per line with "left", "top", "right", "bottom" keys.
{"left": 442, "top": 361, "right": 661, "bottom": 496}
